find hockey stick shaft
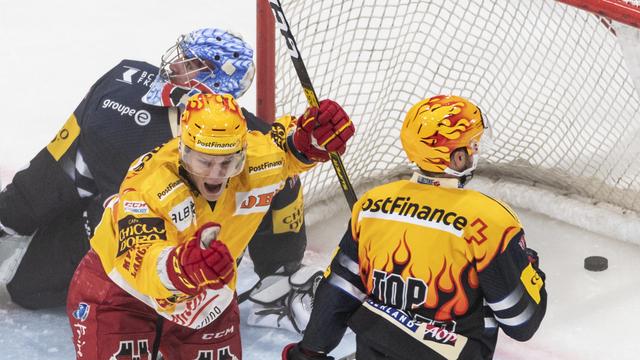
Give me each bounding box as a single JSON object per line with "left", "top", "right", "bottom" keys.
{"left": 267, "top": 0, "right": 358, "bottom": 209}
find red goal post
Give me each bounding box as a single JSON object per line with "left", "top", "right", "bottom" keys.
{"left": 256, "top": 0, "right": 640, "bottom": 215}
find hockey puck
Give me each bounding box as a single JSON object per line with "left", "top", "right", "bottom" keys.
{"left": 584, "top": 256, "right": 608, "bottom": 271}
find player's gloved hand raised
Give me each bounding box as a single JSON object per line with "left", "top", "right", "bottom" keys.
{"left": 282, "top": 343, "right": 334, "bottom": 360}
{"left": 292, "top": 99, "right": 354, "bottom": 162}
{"left": 166, "top": 222, "right": 235, "bottom": 295}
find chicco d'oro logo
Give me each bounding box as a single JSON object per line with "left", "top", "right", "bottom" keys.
{"left": 102, "top": 98, "right": 152, "bottom": 126}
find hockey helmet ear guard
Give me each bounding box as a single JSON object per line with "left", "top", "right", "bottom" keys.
{"left": 142, "top": 28, "right": 255, "bottom": 107}
{"left": 400, "top": 95, "right": 490, "bottom": 177}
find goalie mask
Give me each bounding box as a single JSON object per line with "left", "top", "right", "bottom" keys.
{"left": 179, "top": 93, "right": 247, "bottom": 200}
{"left": 400, "top": 95, "right": 489, "bottom": 178}
{"left": 142, "top": 28, "right": 255, "bottom": 107}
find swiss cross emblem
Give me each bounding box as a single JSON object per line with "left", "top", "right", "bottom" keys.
{"left": 464, "top": 218, "right": 488, "bottom": 245}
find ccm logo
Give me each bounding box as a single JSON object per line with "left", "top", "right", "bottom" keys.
{"left": 202, "top": 325, "right": 234, "bottom": 340}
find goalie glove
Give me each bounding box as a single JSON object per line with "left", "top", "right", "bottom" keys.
{"left": 165, "top": 222, "right": 235, "bottom": 295}
{"left": 292, "top": 99, "right": 354, "bottom": 162}
{"left": 247, "top": 265, "right": 324, "bottom": 334}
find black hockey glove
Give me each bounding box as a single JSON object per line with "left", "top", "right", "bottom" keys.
{"left": 282, "top": 343, "right": 334, "bottom": 360}
{"left": 525, "top": 247, "right": 539, "bottom": 268}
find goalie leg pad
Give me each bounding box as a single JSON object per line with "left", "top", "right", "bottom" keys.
{"left": 247, "top": 265, "right": 324, "bottom": 334}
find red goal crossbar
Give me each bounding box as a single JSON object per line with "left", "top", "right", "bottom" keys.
{"left": 556, "top": 0, "right": 640, "bottom": 28}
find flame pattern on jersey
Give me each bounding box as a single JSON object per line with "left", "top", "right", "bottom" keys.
{"left": 353, "top": 180, "right": 523, "bottom": 322}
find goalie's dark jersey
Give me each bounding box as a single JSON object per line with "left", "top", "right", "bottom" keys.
{"left": 0, "top": 60, "right": 306, "bottom": 309}
{"left": 302, "top": 173, "right": 546, "bottom": 359}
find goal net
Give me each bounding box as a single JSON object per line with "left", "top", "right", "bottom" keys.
{"left": 262, "top": 0, "right": 640, "bottom": 228}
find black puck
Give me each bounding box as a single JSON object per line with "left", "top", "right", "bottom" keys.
{"left": 584, "top": 256, "right": 608, "bottom": 271}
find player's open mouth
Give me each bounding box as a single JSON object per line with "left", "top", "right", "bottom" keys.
{"left": 204, "top": 181, "right": 223, "bottom": 194}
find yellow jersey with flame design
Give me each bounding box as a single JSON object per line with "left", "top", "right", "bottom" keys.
{"left": 90, "top": 115, "right": 313, "bottom": 329}
{"left": 353, "top": 178, "right": 522, "bottom": 320}
{"left": 318, "top": 173, "right": 546, "bottom": 358}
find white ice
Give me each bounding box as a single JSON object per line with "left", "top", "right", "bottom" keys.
{"left": 1, "top": 0, "right": 640, "bottom": 359}
{"left": 1, "top": 197, "right": 640, "bottom": 359}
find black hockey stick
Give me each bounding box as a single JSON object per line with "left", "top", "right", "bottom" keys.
{"left": 238, "top": 281, "right": 260, "bottom": 304}
{"left": 267, "top": 0, "right": 358, "bottom": 209}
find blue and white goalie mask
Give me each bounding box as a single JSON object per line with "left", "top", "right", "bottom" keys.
{"left": 142, "top": 28, "right": 255, "bottom": 107}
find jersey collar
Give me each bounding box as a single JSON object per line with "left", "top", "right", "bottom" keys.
{"left": 409, "top": 172, "right": 462, "bottom": 189}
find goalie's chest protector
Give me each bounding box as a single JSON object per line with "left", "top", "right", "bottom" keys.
{"left": 353, "top": 177, "right": 521, "bottom": 320}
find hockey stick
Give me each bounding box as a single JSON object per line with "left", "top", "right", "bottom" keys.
{"left": 238, "top": 281, "right": 260, "bottom": 304}
{"left": 267, "top": 0, "right": 358, "bottom": 209}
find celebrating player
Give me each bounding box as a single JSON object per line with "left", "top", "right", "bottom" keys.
{"left": 67, "top": 92, "right": 354, "bottom": 359}
{"left": 283, "top": 95, "right": 546, "bottom": 360}
{"left": 0, "top": 28, "right": 312, "bottom": 317}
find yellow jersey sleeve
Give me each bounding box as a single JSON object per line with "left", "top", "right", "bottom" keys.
{"left": 269, "top": 114, "right": 316, "bottom": 176}
{"left": 92, "top": 187, "right": 179, "bottom": 300}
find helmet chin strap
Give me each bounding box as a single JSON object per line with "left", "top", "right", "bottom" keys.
{"left": 416, "top": 154, "right": 479, "bottom": 188}
{"left": 442, "top": 154, "right": 478, "bottom": 178}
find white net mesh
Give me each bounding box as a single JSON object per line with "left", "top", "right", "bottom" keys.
{"left": 273, "top": 0, "right": 640, "bottom": 212}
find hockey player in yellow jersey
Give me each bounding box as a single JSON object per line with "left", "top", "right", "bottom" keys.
{"left": 66, "top": 92, "right": 354, "bottom": 359}
{"left": 283, "top": 95, "right": 546, "bottom": 360}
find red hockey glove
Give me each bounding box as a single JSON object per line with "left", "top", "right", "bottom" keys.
{"left": 166, "top": 222, "right": 235, "bottom": 295}
{"left": 282, "top": 343, "right": 334, "bottom": 360}
{"left": 292, "top": 99, "right": 354, "bottom": 162}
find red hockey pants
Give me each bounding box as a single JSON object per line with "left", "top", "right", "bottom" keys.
{"left": 66, "top": 250, "right": 241, "bottom": 360}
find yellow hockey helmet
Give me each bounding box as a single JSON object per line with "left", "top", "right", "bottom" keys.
{"left": 180, "top": 93, "right": 247, "bottom": 155}
{"left": 400, "top": 95, "right": 486, "bottom": 176}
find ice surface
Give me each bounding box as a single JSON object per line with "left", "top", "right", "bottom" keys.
{"left": 1, "top": 203, "right": 640, "bottom": 359}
